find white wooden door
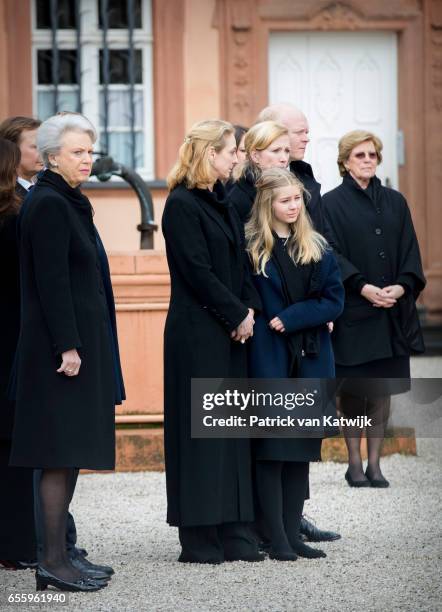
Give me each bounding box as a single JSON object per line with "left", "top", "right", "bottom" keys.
{"left": 269, "top": 32, "right": 398, "bottom": 193}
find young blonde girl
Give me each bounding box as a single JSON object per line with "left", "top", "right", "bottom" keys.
{"left": 246, "top": 167, "right": 344, "bottom": 561}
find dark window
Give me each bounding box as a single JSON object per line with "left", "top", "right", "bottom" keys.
{"left": 37, "top": 50, "right": 78, "bottom": 84}
{"left": 99, "top": 50, "right": 142, "bottom": 84}
{"left": 98, "top": 0, "right": 142, "bottom": 29}
{"left": 36, "top": 0, "right": 77, "bottom": 29}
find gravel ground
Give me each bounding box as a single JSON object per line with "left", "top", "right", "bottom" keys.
{"left": 1, "top": 357, "right": 441, "bottom": 612}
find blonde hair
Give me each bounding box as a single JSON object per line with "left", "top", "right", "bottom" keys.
{"left": 338, "top": 130, "right": 383, "bottom": 176}
{"left": 167, "top": 119, "right": 234, "bottom": 190}
{"left": 246, "top": 168, "right": 327, "bottom": 276}
{"left": 235, "top": 121, "right": 288, "bottom": 181}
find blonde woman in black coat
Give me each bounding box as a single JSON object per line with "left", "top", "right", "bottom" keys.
{"left": 229, "top": 121, "right": 290, "bottom": 222}
{"left": 323, "top": 130, "right": 425, "bottom": 488}
{"left": 162, "top": 120, "right": 263, "bottom": 564}
{"left": 10, "top": 113, "right": 124, "bottom": 591}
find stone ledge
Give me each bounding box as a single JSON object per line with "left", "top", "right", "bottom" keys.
{"left": 114, "top": 426, "right": 417, "bottom": 472}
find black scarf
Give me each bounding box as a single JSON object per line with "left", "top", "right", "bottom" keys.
{"left": 271, "top": 235, "right": 322, "bottom": 374}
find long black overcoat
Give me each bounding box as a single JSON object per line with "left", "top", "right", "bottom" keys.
{"left": 10, "top": 170, "right": 117, "bottom": 470}
{"left": 290, "top": 160, "right": 324, "bottom": 234}
{"left": 0, "top": 213, "right": 20, "bottom": 439}
{"left": 0, "top": 211, "right": 36, "bottom": 559}
{"left": 162, "top": 181, "right": 261, "bottom": 527}
{"left": 323, "top": 174, "right": 426, "bottom": 366}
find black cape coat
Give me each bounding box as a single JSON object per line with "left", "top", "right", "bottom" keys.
{"left": 10, "top": 170, "right": 119, "bottom": 469}
{"left": 289, "top": 160, "right": 325, "bottom": 234}
{"left": 323, "top": 174, "right": 426, "bottom": 366}
{"left": 162, "top": 181, "right": 261, "bottom": 527}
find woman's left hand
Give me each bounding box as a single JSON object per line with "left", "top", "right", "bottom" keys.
{"left": 269, "top": 317, "right": 285, "bottom": 333}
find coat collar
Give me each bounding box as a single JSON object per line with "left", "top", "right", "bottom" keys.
{"left": 290, "top": 159, "right": 315, "bottom": 180}
{"left": 36, "top": 169, "right": 92, "bottom": 211}
{"left": 190, "top": 181, "right": 237, "bottom": 244}
{"left": 236, "top": 169, "right": 257, "bottom": 203}
{"left": 342, "top": 172, "right": 382, "bottom": 202}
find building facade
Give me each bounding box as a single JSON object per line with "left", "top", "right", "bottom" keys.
{"left": 0, "top": 0, "right": 440, "bottom": 463}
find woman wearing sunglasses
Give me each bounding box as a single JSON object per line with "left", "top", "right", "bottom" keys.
{"left": 323, "top": 130, "right": 425, "bottom": 489}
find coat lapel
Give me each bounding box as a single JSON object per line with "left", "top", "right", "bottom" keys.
{"left": 198, "top": 198, "right": 235, "bottom": 244}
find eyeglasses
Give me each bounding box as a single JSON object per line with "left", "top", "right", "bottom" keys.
{"left": 353, "top": 152, "right": 378, "bottom": 160}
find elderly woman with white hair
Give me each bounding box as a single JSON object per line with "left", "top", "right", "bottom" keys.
{"left": 9, "top": 112, "right": 124, "bottom": 592}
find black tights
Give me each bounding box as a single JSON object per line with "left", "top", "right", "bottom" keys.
{"left": 341, "top": 393, "right": 391, "bottom": 481}
{"left": 255, "top": 461, "right": 308, "bottom": 553}
{"left": 38, "top": 468, "right": 81, "bottom": 581}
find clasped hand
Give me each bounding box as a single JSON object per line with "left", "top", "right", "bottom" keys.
{"left": 231, "top": 309, "right": 255, "bottom": 343}
{"left": 361, "top": 284, "right": 404, "bottom": 308}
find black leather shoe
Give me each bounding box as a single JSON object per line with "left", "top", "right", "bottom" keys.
{"left": 365, "top": 468, "right": 390, "bottom": 488}
{"left": 36, "top": 566, "right": 107, "bottom": 592}
{"left": 70, "top": 552, "right": 114, "bottom": 576}
{"left": 345, "top": 470, "right": 371, "bottom": 488}
{"left": 70, "top": 555, "right": 111, "bottom": 581}
{"left": 300, "top": 517, "right": 341, "bottom": 542}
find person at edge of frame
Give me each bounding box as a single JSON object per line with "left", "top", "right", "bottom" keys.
{"left": 0, "top": 137, "right": 38, "bottom": 570}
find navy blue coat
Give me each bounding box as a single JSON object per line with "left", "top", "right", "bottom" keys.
{"left": 248, "top": 247, "right": 344, "bottom": 461}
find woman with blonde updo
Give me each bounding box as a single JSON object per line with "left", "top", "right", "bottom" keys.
{"left": 162, "top": 119, "right": 263, "bottom": 564}
{"left": 229, "top": 121, "right": 290, "bottom": 222}
{"left": 246, "top": 167, "right": 344, "bottom": 561}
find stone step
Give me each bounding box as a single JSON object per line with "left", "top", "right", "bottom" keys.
{"left": 115, "top": 426, "right": 416, "bottom": 472}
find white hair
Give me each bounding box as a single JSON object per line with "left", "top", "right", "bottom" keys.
{"left": 37, "top": 112, "right": 97, "bottom": 166}
{"left": 257, "top": 103, "right": 305, "bottom": 124}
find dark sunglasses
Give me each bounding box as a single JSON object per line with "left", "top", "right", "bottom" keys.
{"left": 353, "top": 152, "right": 378, "bottom": 160}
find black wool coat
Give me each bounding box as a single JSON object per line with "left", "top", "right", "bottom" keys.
{"left": 323, "top": 174, "right": 426, "bottom": 366}
{"left": 0, "top": 214, "right": 20, "bottom": 439}
{"left": 162, "top": 181, "right": 261, "bottom": 527}
{"left": 290, "top": 160, "right": 325, "bottom": 234}
{"left": 229, "top": 171, "right": 256, "bottom": 223}
{"left": 0, "top": 197, "right": 36, "bottom": 560}
{"left": 10, "top": 170, "right": 117, "bottom": 469}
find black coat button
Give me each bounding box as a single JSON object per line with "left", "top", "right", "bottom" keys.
{"left": 379, "top": 251, "right": 386, "bottom": 259}
{"left": 381, "top": 275, "right": 387, "bottom": 282}
{"left": 375, "top": 228, "right": 382, "bottom": 235}
{"left": 376, "top": 208, "right": 381, "bottom": 214}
